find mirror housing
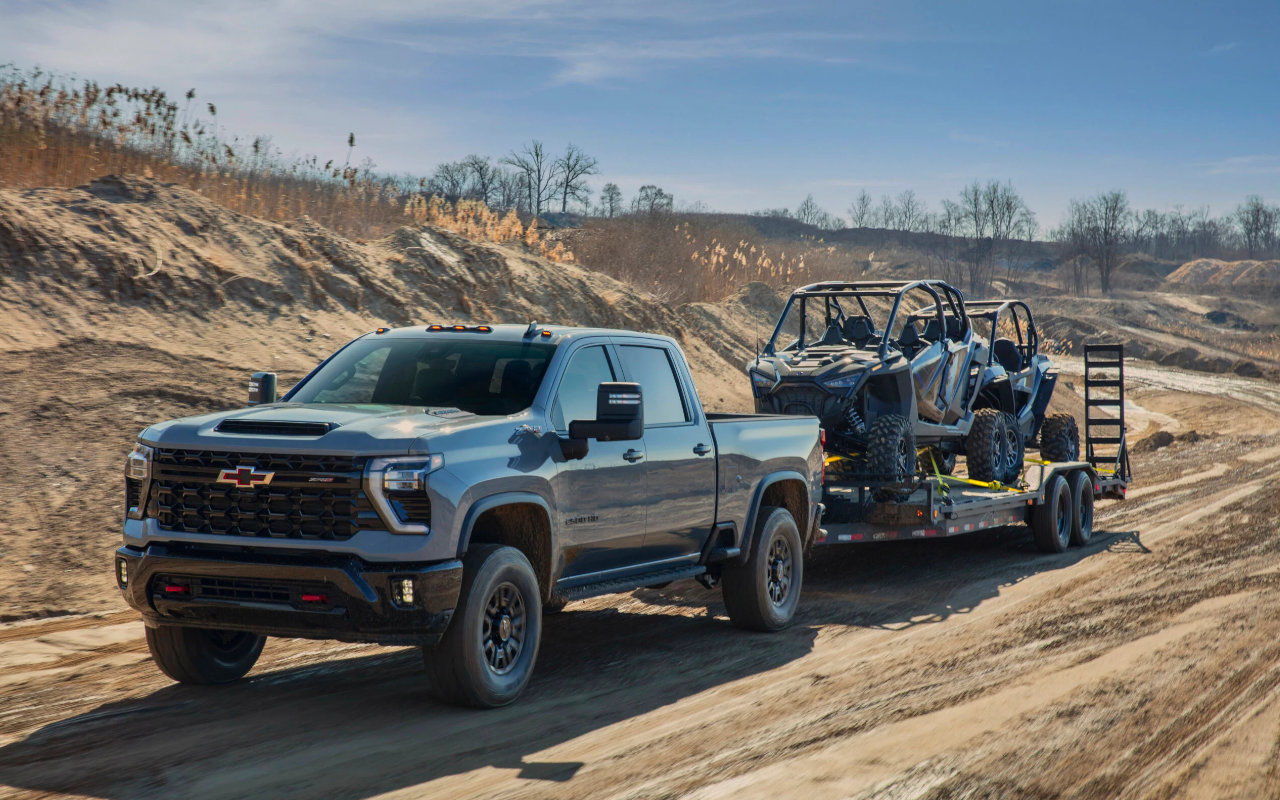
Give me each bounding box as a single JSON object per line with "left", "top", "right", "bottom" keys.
{"left": 248, "top": 372, "right": 278, "bottom": 405}
{"left": 567, "top": 382, "right": 643, "bottom": 442}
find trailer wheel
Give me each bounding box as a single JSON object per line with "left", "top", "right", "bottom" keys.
{"left": 966, "top": 408, "right": 1006, "bottom": 483}
{"left": 722, "top": 506, "right": 803, "bottom": 632}
{"left": 1039, "top": 413, "right": 1080, "bottom": 463}
{"left": 1032, "top": 475, "right": 1072, "bottom": 553}
{"left": 145, "top": 625, "right": 265, "bottom": 685}
{"left": 1068, "top": 471, "right": 1095, "bottom": 546}
{"left": 422, "top": 544, "right": 542, "bottom": 708}
{"left": 1000, "top": 412, "right": 1025, "bottom": 484}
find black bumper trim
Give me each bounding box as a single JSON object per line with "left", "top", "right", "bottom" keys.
{"left": 117, "top": 543, "right": 462, "bottom": 646}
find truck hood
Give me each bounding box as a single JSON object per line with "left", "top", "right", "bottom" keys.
{"left": 139, "top": 402, "right": 506, "bottom": 455}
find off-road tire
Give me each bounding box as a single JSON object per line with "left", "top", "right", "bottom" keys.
{"left": 867, "top": 414, "right": 916, "bottom": 483}
{"left": 921, "top": 446, "right": 955, "bottom": 475}
{"left": 423, "top": 544, "right": 542, "bottom": 708}
{"left": 722, "top": 506, "right": 803, "bottom": 632}
{"left": 966, "top": 408, "right": 1007, "bottom": 483}
{"left": 1032, "top": 475, "right": 1072, "bottom": 553}
{"left": 145, "top": 625, "right": 265, "bottom": 684}
{"left": 1068, "top": 470, "right": 1095, "bottom": 546}
{"left": 1039, "top": 413, "right": 1080, "bottom": 463}
{"left": 1000, "top": 412, "right": 1026, "bottom": 484}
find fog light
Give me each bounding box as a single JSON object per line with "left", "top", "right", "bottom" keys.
{"left": 116, "top": 558, "right": 128, "bottom": 589}
{"left": 391, "top": 577, "right": 415, "bottom": 606}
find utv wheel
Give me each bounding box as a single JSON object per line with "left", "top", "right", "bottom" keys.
{"left": 921, "top": 446, "right": 955, "bottom": 475}
{"left": 423, "top": 544, "right": 542, "bottom": 708}
{"left": 1068, "top": 470, "right": 1095, "bottom": 546}
{"left": 1000, "top": 412, "right": 1026, "bottom": 484}
{"left": 966, "top": 408, "right": 1007, "bottom": 483}
{"left": 722, "top": 506, "right": 803, "bottom": 632}
{"left": 145, "top": 625, "right": 265, "bottom": 685}
{"left": 1032, "top": 475, "right": 1072, "bottom": 553}
{"left": 867, "top": 414, "right": 917, "bottom": 483}
{"left": 1039, "top": 413, "right": 1080, "bottom": 463}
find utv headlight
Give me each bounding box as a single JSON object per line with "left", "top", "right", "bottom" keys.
{"left": 749, "top": 369, "right": 776, "bottom": 390}
{"left": 823, "top": 373, "right": 865, "bottom": 390}
{"left": 376, "top": 454, "right": 445, "bottom": 493}
{"left": 125, "top": 443, "right": 153, "bottom": 481}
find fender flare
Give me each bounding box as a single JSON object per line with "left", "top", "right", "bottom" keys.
{"left": 456, "top": 491, "right": 557, "bottom": 559}
{"left": 977, "top": 373, "right": 1016, "bottom": 415}
{"left": 737, "top": 469, "right": 811, "bottom": 565}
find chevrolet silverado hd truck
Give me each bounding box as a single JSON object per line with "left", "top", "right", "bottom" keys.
{"left": 117, "top": 323, "right": 823, "bottom": 707}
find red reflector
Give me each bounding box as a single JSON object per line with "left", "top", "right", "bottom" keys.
{"left": 300, "top": 593, "right": 327, "bottom": 603}
{"left": 163, "top": 584, "right": 188, "bottom": 594}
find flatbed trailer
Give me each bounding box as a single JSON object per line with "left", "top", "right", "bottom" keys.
{"left": 813, "top": 343, "right": 1132, "bottom": 554}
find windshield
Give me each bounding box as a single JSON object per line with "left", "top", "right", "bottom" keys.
{"left": 289, "top": 337, "right": 556, "bottom": 415}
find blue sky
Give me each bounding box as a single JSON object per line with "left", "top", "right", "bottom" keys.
{"left": 2, "top": 0, "right": 1277, "bottom": 226}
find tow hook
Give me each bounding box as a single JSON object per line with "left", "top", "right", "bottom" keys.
{"left": 696, "top": 570, "right": 721, "bottom": 590}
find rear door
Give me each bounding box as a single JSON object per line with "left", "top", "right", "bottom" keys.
{"left": 616, "top": 342, "right": 717, "bottom": 561}
{"left": 549, "top": 342, "right": 649, "bottom": 577}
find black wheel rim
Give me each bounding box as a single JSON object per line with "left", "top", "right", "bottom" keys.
{"left": 1056, "top": 495, "right": 1070, "bottom": 546}
{"left": 897, "top": 438, "right": 912, "bottom": 478}
{"left": 207, "top": 630, "right": 258, "bottom": 664}
{"left": 482, "top": 581, "right": 526, "bottom": 675}
{"left": 766, "top": 535, "right": 793, "bottom": 606}
{"left": 1003, "top": 426, "right": 1020, "bottom": 477}
{"left": 1080, "top": 493, "right": 1094, "bottom": 538}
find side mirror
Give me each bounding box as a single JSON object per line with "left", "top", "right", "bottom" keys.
{"left": 248, "top": 372, "right": 278, "bottom": 405}
{"left": 568, "top": 382, "right": 643, "bottom": 442}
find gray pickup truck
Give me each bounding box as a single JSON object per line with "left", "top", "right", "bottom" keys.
{"left": 117, "top": 323, "right": 823, "bottom": 707}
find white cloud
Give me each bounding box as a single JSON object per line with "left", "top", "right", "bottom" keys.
{"left": 1200, "top": 154, "right": 1280, "bottom": 175}
{"left": 1204, "top": 41, "right": 1238, "bottom": 55}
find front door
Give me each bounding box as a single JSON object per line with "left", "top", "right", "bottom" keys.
{"left": 549, "top": 344, "right": 648, "bottom": 578}
{"left": 616, "top": 343, "right": 716, "bottom": 561}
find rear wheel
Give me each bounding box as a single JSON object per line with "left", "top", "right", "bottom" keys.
{"left": 722, "top": 506, "right": 803, "bottom": 632}
{"left": 1068, "top": 470, "right": 1095, "bottom": 546}
{"left": 1032, "top": 475, "right": 1072, "bottom": 553}
{"left": 145, "top": 625, "right": 265, "bottom": 684}
{"left": 966, "top": 408, "right": 1006, "bottom": 483}
{"left": 867, "top": 414, "right": 916, "bottom": 482}
{"left": 423, "top": 544, "right": 542, "bottom": 708}
{"left": 1039, "top": 413, "right": 1080, "bottom": 463}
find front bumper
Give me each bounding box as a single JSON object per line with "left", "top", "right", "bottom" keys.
{"left": 116, "top": 543, "right": 462, "bottom": 645}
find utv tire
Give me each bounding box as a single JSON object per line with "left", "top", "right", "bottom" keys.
{"left": 1000, "top": 412, "right": 1026, "bottom": 484}
{"left": 1068, "top": 470, "right": 1095, "bottom": 546}
{"left": 1032, "top": 475, "right": 1072, "bottom": 553}
{"left": 966, "top": 408, "right": 1007, "bottom": 483}
{"left": 145, "top": 625, "right": 265, "bottom": 684}
{"left": 1039, "top": 413, "right": 1080, "bottom": 463}
{"left": 921, "top": 446, "right": 955, "bottom": 475}
{"left": 867, "top": 414, "right": 917, "bottom": 483}
{"left": 423, "top": 544, "right": 542, "bottom": 708}
{"left": 722, "top": 506, "right": 803, "bottom": 632}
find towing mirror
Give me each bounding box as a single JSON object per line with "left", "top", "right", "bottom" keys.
{"left": 568, "top": 382, "right": 643, "bottom": 442}
{"left": 248, "top": 372, "right": 278, "bottom": 405}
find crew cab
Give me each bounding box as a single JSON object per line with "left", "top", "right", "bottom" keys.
{"left": 117, "top": 324, "right": 822, "bottom": 707}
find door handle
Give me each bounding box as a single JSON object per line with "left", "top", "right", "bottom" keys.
{"left": 693, "top": 443, "right": 712, "bottom": 456}
{"left": 623, "top": 449, "right": 645, "bottom": 463}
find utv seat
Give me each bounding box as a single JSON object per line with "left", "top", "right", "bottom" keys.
{"left": 993, "top": 338, "right": 1023, "bottom": 372}
{"left": 816, "top": 322, "right": 846, "bottom": 347}
{"left": 841, "top": 316, "right": 875, "bottom": 347}
{"left": 922, "top": 318, "right": 943, "bottom": 342}
{"left": 897, "top": 324, "right": 925, "bottom": 358}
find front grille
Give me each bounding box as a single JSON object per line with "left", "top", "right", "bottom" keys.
{"left": 150, "top": 449, "right": 379, "bottom": 540}
{"left": 154, "top": 574, "right": 334, "bottom": 607}
{"left": 126, "top": 476, "right": 142, "bottom": 511}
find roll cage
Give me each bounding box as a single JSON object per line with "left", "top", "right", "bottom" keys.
{"left": 964, "top": 299, "right": 1039, "bottom": 369}
{"left": 764, "top": 280, "right": 971, "bottom": 361}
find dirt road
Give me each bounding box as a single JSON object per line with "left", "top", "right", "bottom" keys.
{"left": 1, "top": 362, "right": 1278, "bottom": 799}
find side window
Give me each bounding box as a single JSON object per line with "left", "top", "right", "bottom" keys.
{"left": 618, "top": 345, "right": 689, "bottom": 426}
{"left": 551, "top": 345, "right": 616, "bottom": 431}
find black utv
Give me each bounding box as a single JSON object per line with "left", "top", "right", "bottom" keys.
{"left": 748, "top": 281, "right": 1066, "bottom": 486}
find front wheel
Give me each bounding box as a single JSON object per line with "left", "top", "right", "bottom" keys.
{"left": 423, "top": 544, "right": 542, "bottom": 708}
{"left": 145, "top": 625, "right": 265, "bottom": 684}
{"left": 722, "top": 506, "right": 803, "bottom": 632}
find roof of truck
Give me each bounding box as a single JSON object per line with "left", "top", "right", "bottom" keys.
{"left": 363, "top": 323, "right": 676, "bottom": 346}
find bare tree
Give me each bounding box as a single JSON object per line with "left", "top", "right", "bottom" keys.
{"left": 553, "top": 143, "right": 599, "bottom": 213}
{"left": 597, "top": 182, "right": 623, "bottom": 217}
{"left": 501, "top": 140, "right": 557, "bottom": 219}
{"left": 896, "top": 189, "right": 926, "bottom": 232}
{"left": 632, "top": 184, "right": 674, "bottom": 214}
{"left": 848, "top": 190, "right": 873, "bottom": 228}
{"left": 795, "top": 194, "right": 838, "bottom": 229}
{"left": 1236, "top": 195, "right": 1280, "bottom": 258}
{"left": 1059, "top": 190, "right": 1131, "bottom": 294}
{"left": 429, "top": 160, "right": 469, "bottom": 200}
{"left": 492, "top": 169, "right": 524, "bottom": 211}
{"left": 878, "top": 194, "right": 897, "bottom": 229}
{"left": 954, "top": 181, "right": 992, "bottom": 291}
{"left": 461, "top": 154, "right": 498, "bottom": 204}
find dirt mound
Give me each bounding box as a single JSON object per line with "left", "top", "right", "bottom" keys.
{"left": 1166, "top": 258, "right": 1280, "bottom": 288}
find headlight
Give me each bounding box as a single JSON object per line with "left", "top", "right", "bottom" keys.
{"left": 374, "top": 454, "right": 445, "bottom": 493}
{"left": 125, "top": 443, "right": 153, "bottom": 480}
{"left": 823, "top": 373, "right": 865, "bottom": 390}
{"left": 749, "top": 369, "right": 776, "bottom": 390}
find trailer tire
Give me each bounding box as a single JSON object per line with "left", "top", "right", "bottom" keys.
{"left": 722, "top": 506, "right": 803, "bottom": 632}
{"left": 1032, "top": 475, "right": 1072, "bottom": 553}
{"left": 966, "top": 408, "right": 1006, "bottom": 483}
{"left": 1068, "top": 470, "right": 1095, "bottom": 546}
{"left": 1039, "top": 413, "right": 1080, "bottom": 463}
{"left": 423, "top": 544, "right": 542, "bottom": 708}
{"left": 145, "top": 625, "right": 265, "bottom": 685}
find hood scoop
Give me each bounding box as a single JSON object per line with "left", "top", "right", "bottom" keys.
{"left": 215, "top": 419, "right": 338, "bottom": 437}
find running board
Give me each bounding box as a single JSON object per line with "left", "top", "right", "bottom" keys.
{"left": 557, "top": 564, "right": 707, "bottom": 601}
